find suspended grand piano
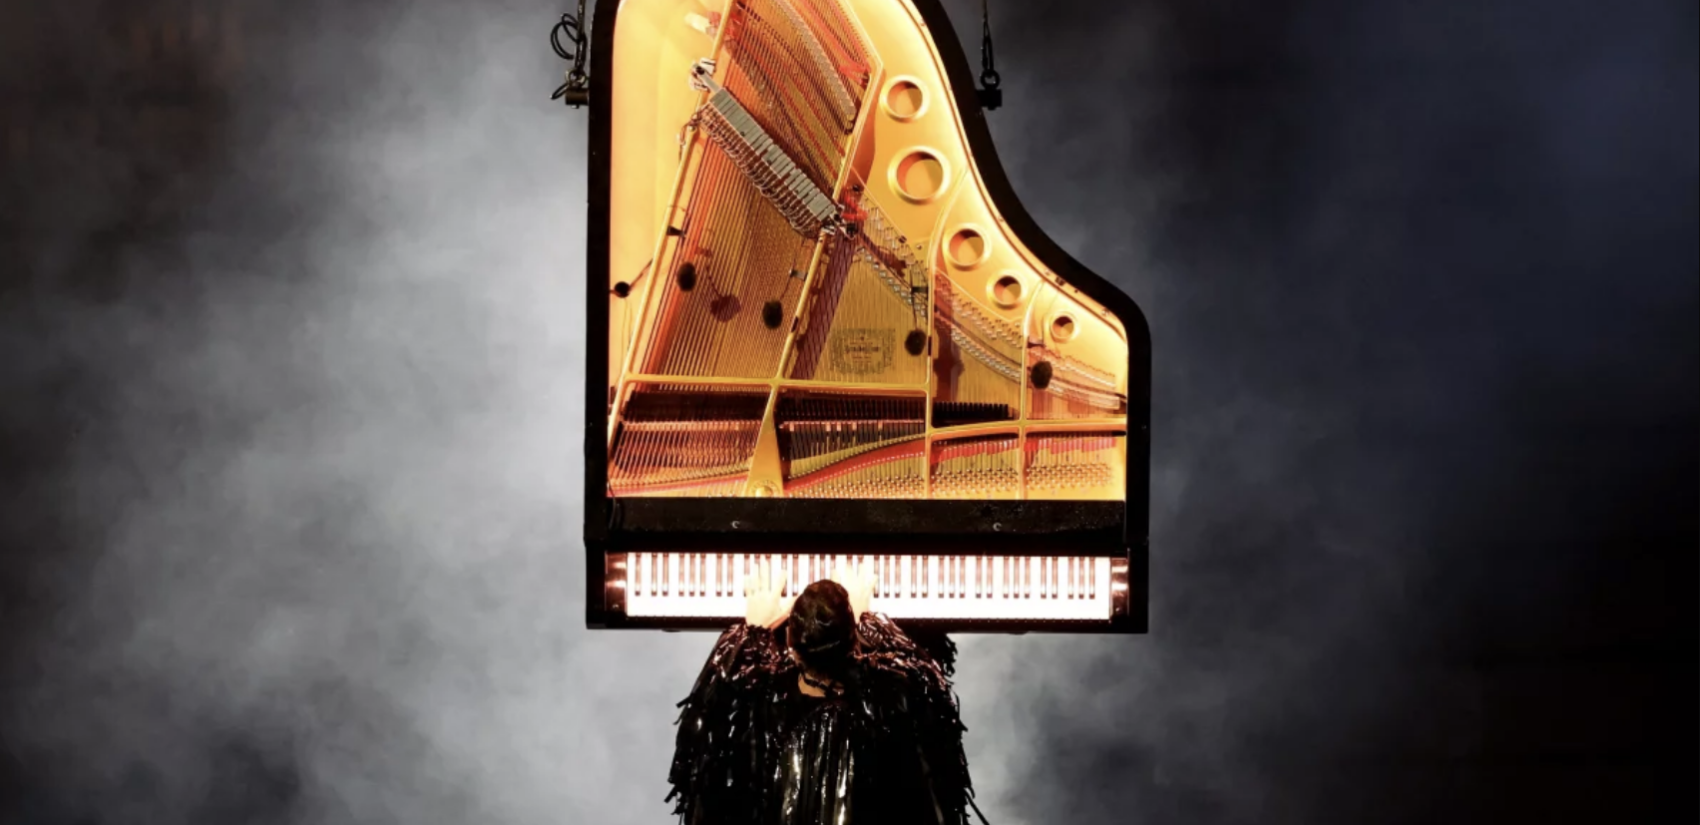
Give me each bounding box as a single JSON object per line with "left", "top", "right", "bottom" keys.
{"left": 583, "top": 0, "right": 1150, "bottom": 633}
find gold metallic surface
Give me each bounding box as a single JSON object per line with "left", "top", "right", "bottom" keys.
{"left": 605, "top": 0, "right": 1129, "bottom": 500}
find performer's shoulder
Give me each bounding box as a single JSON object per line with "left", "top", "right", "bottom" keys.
{"left": 856, "top": 651, "right": 951, "bottom": 694}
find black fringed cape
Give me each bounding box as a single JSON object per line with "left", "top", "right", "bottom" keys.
{"left": 666, "top": 612, "right": 974, "bottom": 825}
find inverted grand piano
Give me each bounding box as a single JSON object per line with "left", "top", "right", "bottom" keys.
{"left": 582, "top": 0, "right": 1150, "bottom": 632}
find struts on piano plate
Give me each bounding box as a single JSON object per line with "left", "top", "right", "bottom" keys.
{"left": 571, "top": 0, "right": 1151, "bottom": 633}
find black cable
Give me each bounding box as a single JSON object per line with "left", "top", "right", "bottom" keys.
{"left": 551, "top": 0, "right": 591, "bottom": 106}
{"left": 968, "top": 794, "right": 993, "bottom": 825}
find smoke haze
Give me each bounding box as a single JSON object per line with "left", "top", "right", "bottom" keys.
{"left": 2, "top": 1, "right": 1693, "bottom": 824}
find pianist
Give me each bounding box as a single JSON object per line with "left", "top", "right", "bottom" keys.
{"left": 666, "top": 563, "right": 976, "bottom": 825}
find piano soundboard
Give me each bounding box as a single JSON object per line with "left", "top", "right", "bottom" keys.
{"left": 581, "top": 0, "right": 1151, "bottom": 633}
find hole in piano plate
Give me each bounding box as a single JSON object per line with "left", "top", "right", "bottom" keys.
{"left": 761, "top": 299, "right": 784, "bottom": 329}
{"left": 892, "top": 149, "right": 946, "bottom": 203}
{"left": 989, "top": 274, "right": 1024, "bottom": 309}
{"left": 883, "top": 78, "right": 926, "bottom": 121}
{"left": 676, "top": 261, "right": 697, "bottom": 292}
{"left": 1030, "top": 360, "right": 1054, "bottom": 390}
{"left": 709, "top": 294, "right": 740, "bottom": 322}
{"left": 946, "top": 227, "right": 988, "bottom": 269}
{"left": 612, "top": 281, "right": 631, "bottom": 298}
{"left": 904, "top": 329, "right": 927, "bottom": 356}
{"left": 1049, "top": 314, "right": 1076, "bottom": 343}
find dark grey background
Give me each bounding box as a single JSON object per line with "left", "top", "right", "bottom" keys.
{"left": 2, "top": 1, "right": 1693, "bottom": 823}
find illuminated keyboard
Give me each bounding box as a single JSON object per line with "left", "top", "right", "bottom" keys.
{"left": 608, "top": 552, "right": 1130, "bottom": 624}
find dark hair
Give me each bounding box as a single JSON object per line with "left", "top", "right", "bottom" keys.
{"left": 787, "top": 579, "right": 855, "bottom": 679}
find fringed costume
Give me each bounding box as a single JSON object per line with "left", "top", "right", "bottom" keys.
{"left": 667, "top": 613, "right": 973, "bottom": 824}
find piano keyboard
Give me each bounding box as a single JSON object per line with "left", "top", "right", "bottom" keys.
{"left": 614, "top": 553, "right": 1116, "bottom": 621}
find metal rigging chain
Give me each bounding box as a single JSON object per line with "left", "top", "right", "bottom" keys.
{"left": 551, "top": 0, "right": 591, "bottom": 107}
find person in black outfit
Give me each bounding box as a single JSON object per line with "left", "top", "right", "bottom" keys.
{"left": 666, "top": 561, "right": 977, "bottom": 825}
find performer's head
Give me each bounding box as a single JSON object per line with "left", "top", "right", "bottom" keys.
{"left": 787, "top": 579, "right": 855, "bottom": 678}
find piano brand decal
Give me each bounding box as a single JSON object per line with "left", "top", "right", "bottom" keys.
{"left": 829, "top": 328, "right": 896, "bottom": 375}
